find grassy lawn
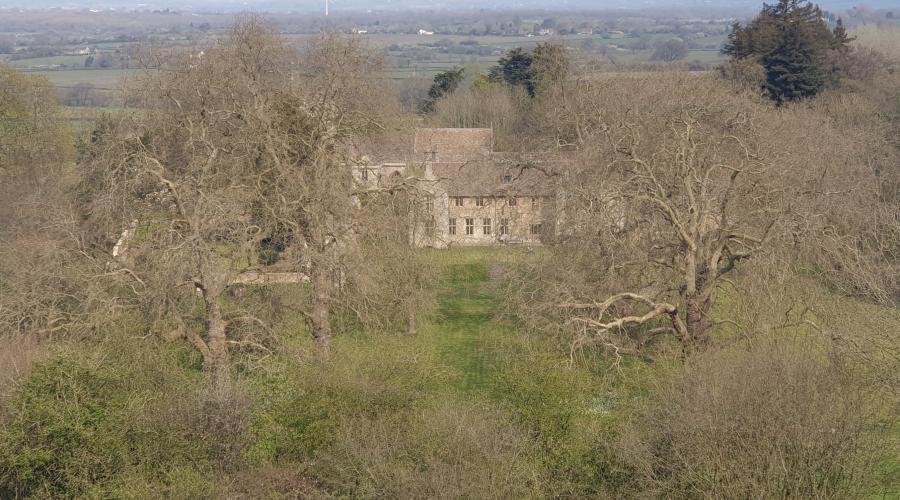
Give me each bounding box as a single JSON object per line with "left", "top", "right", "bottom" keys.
{"left": 413, "top": 247, "right": 549, "bottom": 391}
{"left": 423, "top": 249, "right": 509, "bottom": 391}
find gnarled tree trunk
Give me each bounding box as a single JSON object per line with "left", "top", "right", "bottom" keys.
{"left": 407, "top": 306, "right": 417, "bottom": 336}
{"left": 205, "top": 296, "right": 230, "bottom": 371}
{"left": 685, "top": 296, "right": 712, "bottom": 348}
{"left": 310, "top": 264, "right": 332, "bottom": 353}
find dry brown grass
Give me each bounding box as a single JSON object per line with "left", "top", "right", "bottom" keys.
{"left": 316, "top": 398, "right": 538, "bottom": 499}
{"left": 0, "top": 334, "right": 47, "bottom": 404}
{"left": 221, "top": 466, "right": 330, "bottom": 499}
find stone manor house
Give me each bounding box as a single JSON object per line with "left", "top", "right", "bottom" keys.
{"left": 354, "top": 128, "right": 561, "bottom": 248}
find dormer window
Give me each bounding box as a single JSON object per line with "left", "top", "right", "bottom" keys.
{"left": 502, "top": 174, "right": 512, "bottom": 183}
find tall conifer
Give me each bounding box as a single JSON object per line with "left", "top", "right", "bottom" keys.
{"left": 722, "top": 0, "right": 847, "bottom": 103}
{"left": 762, "top": 21, "right": 826, "bottom": 104}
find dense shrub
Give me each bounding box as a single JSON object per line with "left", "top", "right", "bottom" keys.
{"left": 620, "top": 339, "right": 887, "bottom": 499}
{"left": 717, "top": 57, "right": 766, "bottom": 91}
{"left": 0, "top": 360, "right": 134, "bottom": 497}
{"left": 247, "top": 335, "right": 453, "bottom": 464}
{"left": 316, "top": 399, "right": 537, "bottom": 499}
{"left": 220, "top": 466, "right": 329, "bottom": 499}
{"left": 0, "top": 334, "right": 47, "bottom": 404}
{"left": 492, "top": 348, "right": 638, "bottom": 497}
{"left": 0, "top": 337, "right": 246, "bottom": 498}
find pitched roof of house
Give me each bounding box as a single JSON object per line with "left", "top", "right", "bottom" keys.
{"left": 408, "top": 128, "right": 566, "bottom": 196}
{"left": 430, "top": 153, "right": 563, "bottom": 197}
{"left": 413, "top": 128, "right": 493, "bottom": 162}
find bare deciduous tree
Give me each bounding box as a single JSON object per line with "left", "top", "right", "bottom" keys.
{"left": 505, "top": 74, "right": 876, "bottom": 358}
{"left": 554, "top": 77, "right": 781, "bottom": 354}
{"left": 81, "top": 19, "right": 291, "bottom": 370}
{"left": 0, "top": 65, "right": 93, "bottom": 337}
{"left": 82, "top": 22, "right": 428, "bottom": 364}
{"left": 253, "top": 34, "right": 425, "bottom": 352}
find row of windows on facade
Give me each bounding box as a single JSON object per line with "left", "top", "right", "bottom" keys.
{"left": 419, "top": 196, "right": 544, "bottom": 213}
{"left": 446, "top": 218, "right": 542, "bottom": 236}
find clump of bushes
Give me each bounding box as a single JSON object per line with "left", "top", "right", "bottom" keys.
{"left": 491, "top": 347, "right": 639, "bottom": 497}
{"left": 620, "top": 338, "right": 888, "bottom": 499}
{"left": 316, "top": 399, "right": 538, "bottom": 498}
{"left": 0, "top": 334, "right": 47, "bottom": 404}
{"left": 247, "top": 335, "right": 454, "bottom": 464}
{"left": 0, "top": 336, "right": 249, "bottom": 498}
{"left": 5, "top": 295, "right": 893, "bottom": 498}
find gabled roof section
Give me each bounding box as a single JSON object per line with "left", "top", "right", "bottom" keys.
{"left": 414, "top": 128, "right": 493, "bottom": 162}
{"left": 430, "top": 153, "right": 563, "bottom": 197}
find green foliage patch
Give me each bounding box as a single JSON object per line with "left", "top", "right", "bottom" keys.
{"left": 0, "top": 336, "right": 232, "bottom": 499}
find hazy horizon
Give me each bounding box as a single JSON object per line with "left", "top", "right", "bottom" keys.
{"left": 0, "top": 0, "right": 890, "bottom": 14}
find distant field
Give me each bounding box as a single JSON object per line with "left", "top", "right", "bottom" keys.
{"left": 684, "top": 48, "right": 727, "bottom": 64}
{"left": 8, "top": 54, "right": 89, "bottom": 68}
{"left": 3, "top": 31, "right": 728, "bottom": 90}
{"left": 285, "top": 32, "right": 728, "bottom": 79}
{"left": 61, "top": 105, "right": 135, "bottom": 132}
{"left": 22, "top": 68, "right": 142, "bottom": 87}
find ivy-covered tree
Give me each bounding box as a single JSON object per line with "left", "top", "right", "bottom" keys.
{"left": 488, "top": 43, "right": 568, "bottom": 97}
{"left": 422, "top": 67, "right": 464, "bottom": 112}
{"left": 531, "top": 42, "right": 569, "bottom": 94}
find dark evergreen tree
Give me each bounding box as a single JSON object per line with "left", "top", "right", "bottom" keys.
{"left": 725, "top": 0, "right": 835, "bottom": 59}
{"left": 723, "top": 22, "right": 752, "bottom": 59}
{"left": 488, "top": 44, "right": 569, "bottom": 97}
{"left": 723, "top": 0, "right": 846, "bottom": 103}
{"left": 723, "top": 12, "right": 779, "bottom": 60}
{"left": 831, "top": 18, "right": 854, "bottom": 52}
{"left": 491, "top": 48, "right": 535, "bottom": 96}
{"left": 762, "top": 22, "right": 826, "bottom": 104}
{"left": 421, "top": 67, "right": 465, "bottom": 113}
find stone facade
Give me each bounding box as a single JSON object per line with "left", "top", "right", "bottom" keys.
{"left": 355, "top": 128, "right": 561, "bottom": 248}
